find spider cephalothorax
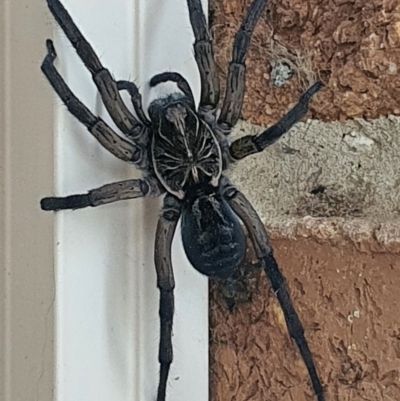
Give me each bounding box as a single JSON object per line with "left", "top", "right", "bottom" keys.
{"left": 40, "top": 0, "right": 325, "bottom": 400}
{"left": 149, "top": 92, "right": 223, "bottom": 199}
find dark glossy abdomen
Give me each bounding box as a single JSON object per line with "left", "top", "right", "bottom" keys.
{"left": 181, "top": 192, "right": 246, "bottom": 278}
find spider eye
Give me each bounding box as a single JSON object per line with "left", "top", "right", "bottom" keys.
{"left": 181, "top": 193, "right": 246, "bottom": 278}
{"left": 148, "top": 93, "right": 188, "bottom": 123}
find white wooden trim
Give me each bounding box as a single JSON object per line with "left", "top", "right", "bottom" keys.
{"left": 1, "top": 1, "right": 209, "bottom": 401}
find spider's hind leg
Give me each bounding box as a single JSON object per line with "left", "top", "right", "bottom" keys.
{"left": 224, "top": 184, "right": 325, "bottom": 401}
{"left": 154, "top": 195, "right": 182, "bottom": 401}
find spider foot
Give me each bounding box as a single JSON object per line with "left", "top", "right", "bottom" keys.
{"left": 301, "top": 81, "right": 323, "bottom": 103}
{"left": 45, "top": 39, "right": 57, "bottom": 62}
{"left": 40, "top": 194, "right": 91, "bottom": 211}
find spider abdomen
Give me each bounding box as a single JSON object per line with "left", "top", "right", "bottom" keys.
{"left": 181, "top": 188, "right": 245, "bottom": 278}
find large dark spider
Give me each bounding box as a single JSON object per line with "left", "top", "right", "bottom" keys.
{"left": 40, "top": 0, "right": 324, "bottom": 400}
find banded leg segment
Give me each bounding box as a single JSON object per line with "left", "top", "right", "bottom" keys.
{"left": 46, "top": 0, "right": 144, "bottom": 138}
{"left": 187, "top": 0, "right": 220, "bottom": 111}
{"left": 41, "top": 40, "right": 141, "bottom": 163}
{"left": 154, "top": 195, "right": 182, "bottom": 401}
{"left": 218, "top": 0, "right": 267, "bottom": 129}
{"left": 40, "top": 178, "right": 156, "bottom": 211}
{"left": 225, "top": 186, "right": 325, "bottom": 401}
{"left": 230, "top": 81, "right": 322, "bottom": 160}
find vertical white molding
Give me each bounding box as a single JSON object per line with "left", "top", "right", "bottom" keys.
{"left": 55, "top": 1, "right": 208, "bottom": 401}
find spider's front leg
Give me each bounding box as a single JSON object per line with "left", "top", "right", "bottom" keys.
{"left": 154, "top": 195, "right": 182, "bottom": 401}
{"left": 46, "top": 0, "right": 146, "bottom": 139}
{"left": 218, "top": 0, "right": 267, "bottom": 131}
{"left": 223, "top": 183, "right": 325, "bottom": 401}
{"left": 41, "top": 40, "right": 142, "bottom": 164}
{"left": 186, "top": 0, "right": 220, "bottom": 118}
{"left": 230, "top": 81, "right": 322, "bottom": 160}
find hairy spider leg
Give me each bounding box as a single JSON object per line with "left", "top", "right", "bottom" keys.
{"left": 46, "top": 0, "right": 147, "bottom": 141}
{"left": 40, "top": 178, "right": 157, "bottom": 211}
{"left": 225, "top": 184, "right": 325, "bottom": 401}
{"left": 150, "top": 72, "right": 196, "bottom": 108}
{"left": 186, "top": 0, "right": 220, "bottom": 115}
{"left": 154, "top": 195, "right": 182, "bottom": 401}
{"left": 230, "top": 81, "right": 323, "bottom": 160}
{"left": 218, "top": 0, "right": 267, "bottom": 131}
{"left": 41, "top": 40, "right": 142, "bottom": 164}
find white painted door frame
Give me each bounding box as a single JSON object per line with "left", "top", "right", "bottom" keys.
{"left": 0, "top": 1, "right": 208, "bottom": 401}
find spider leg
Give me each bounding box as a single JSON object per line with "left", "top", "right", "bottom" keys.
{"left": 186, "top": 0, "right": 220, "bottom": 115}
{"left": 41, "top": 40, "right": 142, "bottom": 164}
{"left": 150, "top": 72, "right": 196, "bottom": 107}
{"left": 154, "top": 195, "right": 182, "bottom": 401}
{"left": 117, "top": 80, "right": 151, "bottom": 128}
{"left": 230, "top": 81, "right": 322, "bottom": 160}
{"left": 46, "top": 0, "right": 145, "bottom": 139}
{"left": 224, "top": 184, "right": 325, "bottom": 401}
{"left": 40, "top": 178, "right": 159, "bottom": 211}
{"left": 218, "top": 0, "right": 267, "bottom": 131}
